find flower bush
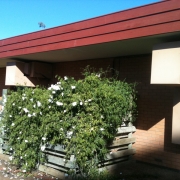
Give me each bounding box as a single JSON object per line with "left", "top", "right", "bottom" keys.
{"left": 1, "top": 87, "right": 50, "bottom": 172}
{"left": 1, "top": 67, "right": 137, "bottom": 176}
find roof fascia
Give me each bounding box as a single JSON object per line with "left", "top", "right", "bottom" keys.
{"left": 0, "top": 0, "right": 177, "bottom": 46}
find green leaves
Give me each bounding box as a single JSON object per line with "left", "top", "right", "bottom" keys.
{"left": 1, "top": 67, "right": 137, "bottom": 176}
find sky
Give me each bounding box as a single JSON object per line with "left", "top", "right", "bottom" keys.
{"left": 0, "top": 0, "right": 160, "bottom": 40}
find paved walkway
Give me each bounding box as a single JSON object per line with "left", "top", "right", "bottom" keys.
{"left": 0, "top": 158, "right": 180, "bottom": 180}
{"left": 111, "top": 160, "right": 180, "bottom": 180}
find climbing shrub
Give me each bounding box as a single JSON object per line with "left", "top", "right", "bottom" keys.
{"left": 1, "top": 87, "right": 50, "bottom": 172}
{"left": 1, "top": 67, "right": 137, "bottom": 176}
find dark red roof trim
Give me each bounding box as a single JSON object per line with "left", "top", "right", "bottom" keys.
{"left": 0, "top": 0, "right": 179, "bottom": 59}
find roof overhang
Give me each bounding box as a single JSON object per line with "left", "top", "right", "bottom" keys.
{"left": 0, "top": 0, "right": 180, "bottom": 67}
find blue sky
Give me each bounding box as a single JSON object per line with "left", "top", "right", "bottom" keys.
{"left": 0, "top": 0, "right": 160, "bottom": 40}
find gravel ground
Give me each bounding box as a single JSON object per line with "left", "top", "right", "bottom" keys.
{"left": 0, "top": 159, "right": 60, "bottom": 180}
{"left": 0, "top": 159, "right": 179, "bottom": 180}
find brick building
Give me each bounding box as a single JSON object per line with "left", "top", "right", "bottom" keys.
{"left": 0, "top": 0, "right": 180, "bottom": 170}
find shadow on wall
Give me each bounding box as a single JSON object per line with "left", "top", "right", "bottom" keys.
{"left": 0, "top": 68, "right": 9, "bottom": 94}
{"left": 114, "top": 55, "right": 180, "bottom": 156}
{"left": 53, "top": 55, "right": 180, "bottom": 156}
{"left": 1, "top": 55, "right": 180, "bottom": 171}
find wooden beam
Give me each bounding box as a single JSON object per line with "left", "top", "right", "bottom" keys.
{"left": 109, "top": 137, "right": 135, "bottom": 148}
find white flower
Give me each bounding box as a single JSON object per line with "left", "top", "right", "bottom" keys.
{"left": 28, "top": 114, "right": 32, "bottom": 118}
{"left": 22, "top": 97, "right": 25, "bottom": 100}
{"left": 64, "top": 76, "right": 68, "bottom": 80}
{"left": 33, "top": 104, "right": 36, "bottom": 108}
{"left": 101, "top": 115, "right": 104, "bottom": 119}
{"left": 60, "top": 128, "right": 63, "bottom": 131}
{"left": 96, "top": 74, "right": 101, "bottom": 77}
{"left": 52, "top": 91, "right": 56, "bottom": 94}
{"left": 61, "top": 92, "right": 64, "bottom": 96}
{"left": 17, "top": 137, "right": 20, "bottom": 140}
{"left": 72, "top": 102, "right": 77, "bottom": 106}
{"left": 23, "top": 108, "right": 29, "bottom": 113}
{"left": 48, "top": 99, "right": 52, "bottom": 102}
{"left": 49, "top": 95, "right": 53, "bottom": 98}
{"left": 100, "top": 128, "right": 104, "bottom": 131}
{"left": 90, "top": 127, "right": 94, "bottom": 131}
{"left": 40, "top": 112, "right": 42, "bottom": 115}
{"left": 19, "top": 131, "right": 22, "bottom": 134}
{"left": 68, "top": 131, "right": 73, "bottom": 135}
{"left": 49, "top": 106, "right": 51, "bottom": 108}
{"left": 57, "top": 82, "right": 61, "bottom": 85}
{"left": 67, "top": 131, "right": 73, "bottom": 138}
{"left": 20, "top": 156, "right": 23, "bottom": 159}
{"left": 33, "top": 113, "right": 36, "bottom": 116}
{"left": 54, "top": 85, "right": 60, "bottom": 90}
{"left": 41, "top": 145, "right": 46, "bottom": 151}
{"left": 32, "top": 91, "right": 34, "bottom": 94}
{"left": 9, "top": 156, "right": 13, "bottom": 161}
{"left": 11, "top": 123, "right": 15, "bottom": 126}
{"left": 18, "top": 106, "right": 21, "bottom": 109}
{"left": 37, "top": 101, "right": 41, "bottom": 107}
{"left": 64, "top": 110, "right": 66, "bottom": 113}
{"left": 9, "top": 115, "right": 12, "bottom": 117}
{"left": 22, "top": 170, "right": 26, "bottom": 172}
{"left": 56, "top": 101, "right": 63, "bottom": 106}
{"left": 80, "top": 102, "right": 83, "bottom": 105}
{"left": 22, "top": 94, "right": 26, "bottom": 96}
{"left": 12, "top": 103, "right": 15, "bottom": 106}
{"left": 50, "top": 84, "right": 60, "bottom": 91}
{"left": 25, "top": 140, "right": 28, "bottom": 143}
{"left": 71, "top": 86, "right": 76, "bottom": 89}
{"left": 88, "top": 99, "right": 92, "bottom": 102}
{"left": 30, "top": 98, "right": 33, "bottom": 102}
{"left": 42, "top": 137, "right": 46, "bottom": 141}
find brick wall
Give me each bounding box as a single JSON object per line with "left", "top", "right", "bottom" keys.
{"left": 54, "top": 55, "right": 180, "bottom": 170}
{"left": 53, "top": 58, "right": 113, "bottom": 81}
{"left": 0, "top": 55, "right": 178, "bottom": 169}
{"left": 116, "top": 55, "right": 180, "bottom": 170}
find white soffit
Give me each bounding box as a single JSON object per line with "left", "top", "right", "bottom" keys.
{"left": 151, "top": 41, "right": 180, "bottom": 85}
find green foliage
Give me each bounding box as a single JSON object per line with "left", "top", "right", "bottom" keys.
{"left": 1, "top": 67, "right": 137, "bottom": 176}
{"left": 71, "top": 169, "right": 120, "bottom": 180}
{"left": 1, "top": 87, "right": 50, "bottom": 172}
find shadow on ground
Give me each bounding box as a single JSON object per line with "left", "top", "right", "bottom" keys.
{"left": 0, "top": 158, "right": 180, "bottom": 180}
{"left": 110, "top": 160, "right": 180, "bottom": 180}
